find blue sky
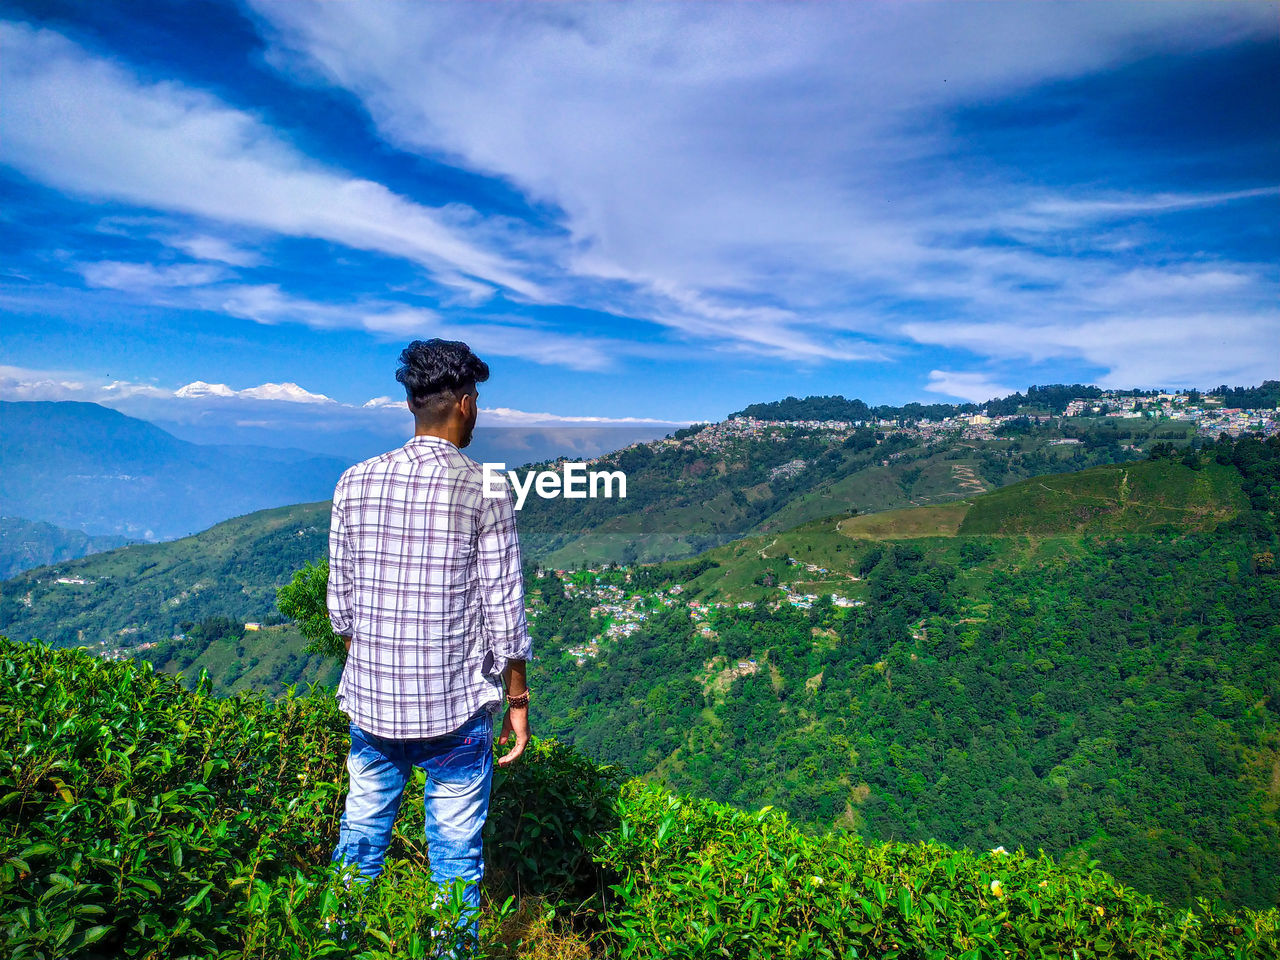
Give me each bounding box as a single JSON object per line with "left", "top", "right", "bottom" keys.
{"left": 1, "top": 1, "right": 1276, "bottom": 456}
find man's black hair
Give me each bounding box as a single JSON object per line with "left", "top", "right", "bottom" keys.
{"left": 396, "top": 339, "right": 490, "bottom": 422}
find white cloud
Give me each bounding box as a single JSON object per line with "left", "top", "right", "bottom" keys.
{"left": 217, "top": 285, "right": 619, "bottom": 371}
{"left": 905, "top": 314, "right": 1278, "bottom": 392}
{"left": 80, "top": 260, "right": 229, "bottom": 292}
{"left": 1016, "top": 186, "right": 1280, "bottom": 227}
{"left": 167, "top": 234, "right": 262, "bottom": 267}
{"left": 924, "top": 371, "right": 1017, "bottom": 404}
{"left": 0, "top": 21, "right": 542, "bottom": 300}
{"left": 246, "top": 1, "right": 1275, "bottom": 368}
{"left": 175, "top": 380, "right": 336, "bottom": 404}
{"left": 364, "top": 395, "right": 686, "bottom": 427}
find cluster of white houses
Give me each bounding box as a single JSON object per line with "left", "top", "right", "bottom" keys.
{"left": 540, "top": 564, "right": 862, "bottom": 664}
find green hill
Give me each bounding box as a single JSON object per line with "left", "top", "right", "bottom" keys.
{"left": 3, "top": 638, "right": 1275, "bottom": 958}
{"left": 515, "top": 412, "right": 1183, "bottom": 567}
{"left": 529, "top": 437, "right": 1280, "bottom": 910}
{"left": 0, "top": 411, "right": 1174, "bottom": 661}
{"left": 830, "top": 457, "right": 1247, "bottom": 543}
{"left": 0, "top": 500, "right": 330, "bottom": 653}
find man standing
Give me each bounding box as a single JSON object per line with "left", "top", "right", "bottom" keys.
{"left": 325, "top": 338, "right": 531, "bottom": 944}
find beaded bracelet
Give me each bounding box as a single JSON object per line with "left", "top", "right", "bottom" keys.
{"left": 507, "top": 690, "right": 530, "bottom": 709}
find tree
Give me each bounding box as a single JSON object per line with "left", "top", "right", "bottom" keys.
{"left": 276, "top": 559, "right": 346, "bottom": 661}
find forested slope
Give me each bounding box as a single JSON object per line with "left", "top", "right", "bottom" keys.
{"left": 530, "top": 436, "right": 1280, "bottom": 909}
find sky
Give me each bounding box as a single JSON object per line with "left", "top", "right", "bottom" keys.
{"left": 1, "top": 1, "right": 1277, "bottom": 459}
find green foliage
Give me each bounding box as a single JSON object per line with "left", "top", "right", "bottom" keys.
{"left": 276, "top": 559, "right": 347, "bottom": 662}
{"left": 0, "top": 500, "right": 330, "bottom": 650}
{"left": 599, "top": 782, "right": 1280, "bottom": 959}
{"left": 2, "top": 638, "right": 1275, "bottom": 957}
{"left": 0, "top": 638, "right": 599, "bottom": 958}
{"left": 1209, "top": 380, "right": 1280, "bottom": 410}
{"left": 487, "top": 739, "right": 625, "bottom": 907}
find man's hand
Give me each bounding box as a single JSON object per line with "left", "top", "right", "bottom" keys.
{"left": 497, "top": 704, "right": 529, "bottom": 766}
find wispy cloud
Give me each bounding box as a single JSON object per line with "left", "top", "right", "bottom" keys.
{"left": 905, "top": 313, "right": 1277, "bottom": 391}
{"left": 80, "top": 260, "right": 229, "bottom": 292}
{"left": 167, "top": 234, "right": 262, "bottom": 268}
{"left": 0, "top": 21, "right": 543, "bottom": 301}
{"left": 247, "top": 1, "right": 1277, "bottom": 375}
{"left": 924, "top": 371, "right": 1017, "bottom": 405}
{"left": 364, "top": 395, "right": 686, "bottom": 426}
{"left": 2, "top": 4, "right": 1276, "bottom": 404}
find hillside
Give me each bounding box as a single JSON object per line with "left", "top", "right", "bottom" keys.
{"left": 528, "top": 437, "right": 1280, "bottom": 910}
{"left": 6, "top": 429, "right": 1278, "bottom": 915}
{"left": 0, "top": 500, "right": 330, "bottom": 653}
{"left": 514, "top": 410, "right": 1190, "bottom": 567}
{"left": 831, "top": 458, "right": 1248, "bottom": 541}
{"left": 2, "top": 638, "right": 1275, "bottom": 958}
{"left": 0, "top": 401, "right": 348, "bottom": 540}
{"left": 0, "top": 409, "right": 1180, "bottom": 659}
{"left": 0, "top": 516, "right": 130, "bottom": 579}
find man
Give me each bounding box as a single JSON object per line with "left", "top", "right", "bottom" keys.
{"left": 325, "top": 338, "right": 531, "bottom": 945}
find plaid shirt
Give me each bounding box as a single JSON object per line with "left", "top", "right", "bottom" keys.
{"left": 326, "top": 434, "right": 531, "bottom": 739}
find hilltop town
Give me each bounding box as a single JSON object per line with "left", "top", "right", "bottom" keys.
{"left": 564, "top": 388, "right": 1280, "bottom": 472}
{"left": 673, "top": 390, "right": 1279, "bottom": 451}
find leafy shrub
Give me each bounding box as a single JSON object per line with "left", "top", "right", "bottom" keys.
{"left": 5, "top": 637, "right": 1275, "bottom": 959}
{"left": 0, "top": 638, "right": 605, "bottom": 958}
{"left": 595, "top": 782, "right": 1280, "bottom": 959}
{"left": 275, "top": 559, "right": 346, "bottom": 662}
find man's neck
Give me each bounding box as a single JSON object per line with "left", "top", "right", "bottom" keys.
{"left": 414, "top": 424, "right": 463, "bottom": 447}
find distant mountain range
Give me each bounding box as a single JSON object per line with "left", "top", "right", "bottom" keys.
{"left": 0, "top": 401, "right": 350, "bottom": 541}
{"left": 0, "top": 517, "right": 131, "bottom": 580}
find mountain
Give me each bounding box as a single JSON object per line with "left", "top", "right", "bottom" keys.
{"left": 0, "top": 516, "right": 130, "bottom": 579}
{"left": 0, "top": 399, "right": 1202, "bottom": 656}
{"left": 0, "top": 401, "right": 349, "bottom": 540}
{"left": 7, "top": 419, "right": 1277, "bottom": 908}
{"left": 0, "top": 406, "right": 1183, "bottom": 654}
{"left": 0, "top": 499, "right": 330, "bottom": 651}
{"left": 514, "top": 405, "right": 1194, "bottom": 566}
{"left": 527, "top": 437, "right": 1280, "bottom": 909}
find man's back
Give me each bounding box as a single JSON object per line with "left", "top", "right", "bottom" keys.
{"left": 327, "top": 434, "right": 529, "bottom": 740}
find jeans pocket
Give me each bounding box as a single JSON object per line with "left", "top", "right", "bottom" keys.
{"left": 420, "top": 716, "right": 492, "bottom": 786}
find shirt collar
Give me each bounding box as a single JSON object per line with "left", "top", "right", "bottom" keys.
{"left": 403, "top": 434, "right": 460, "bottom": 461}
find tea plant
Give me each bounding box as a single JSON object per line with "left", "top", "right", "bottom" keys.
{"left": 4, "top": 636, "right": 1276, "bottom": 959}
{"left": 0, "top": 638, "right": 602, "bottom": 958}
{"left": 595, "top": 781, "right": 1280, "bottom": 959}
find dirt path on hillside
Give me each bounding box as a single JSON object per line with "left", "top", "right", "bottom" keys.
{"left": 952, "top": 464, "right": 987, "bottom": 493}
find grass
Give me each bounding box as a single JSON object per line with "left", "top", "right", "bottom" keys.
{"left": 838, "top": 500, "right": 974, "bottom": 539}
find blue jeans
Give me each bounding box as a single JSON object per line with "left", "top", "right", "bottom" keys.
{"left": 330, "top": 709, "right": 494, "bottom": 945}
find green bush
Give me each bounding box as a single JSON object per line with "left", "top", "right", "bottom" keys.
{"left": 0, "top": 638, "right": 602, "bottom": 958}
{"left": 275, "top": 559, "right": 346, "bottom": 662}
{"left": 3, "top": 637, "right": 1275, "bottom": 959}
{"left": 596, "top": 782, "right": 1280, "bottom": 959}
